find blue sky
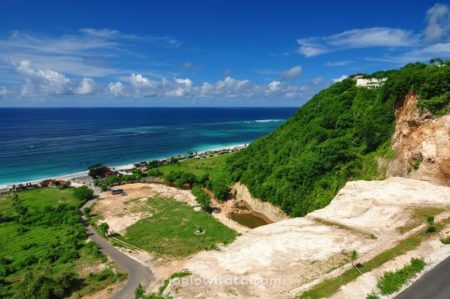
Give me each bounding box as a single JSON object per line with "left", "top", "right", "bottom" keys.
{"left": 0, "top": 0, "right": 449, "bottom": 106}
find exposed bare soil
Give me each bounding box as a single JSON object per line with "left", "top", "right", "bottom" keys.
{"left": 167, "top": 177, "right": 450, "bottom": 299}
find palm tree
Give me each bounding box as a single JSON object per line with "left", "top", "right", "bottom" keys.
{"left": 351, "top": 250, "right": 364, "bottom": 276}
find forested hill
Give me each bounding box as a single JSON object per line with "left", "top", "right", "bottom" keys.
{"left": 228, "top": 61, "right": 450, "bottom": 217}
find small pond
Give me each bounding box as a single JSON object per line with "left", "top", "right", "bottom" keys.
{"left": 229, "top": 212, "right": 271, "bottom": 229}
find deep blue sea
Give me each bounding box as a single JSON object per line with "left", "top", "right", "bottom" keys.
{"left": 0, "top": 107, "right": 296, "bottom": 186}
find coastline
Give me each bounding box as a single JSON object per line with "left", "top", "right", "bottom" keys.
{"left": 0, "top": 142, "right": 247, "bottom": 191}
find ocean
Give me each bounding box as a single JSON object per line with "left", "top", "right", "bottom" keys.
{"left": 0, "top": 107, "right": 296, "bottom": 186}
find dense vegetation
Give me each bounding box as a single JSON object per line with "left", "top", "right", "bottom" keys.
{"left": 0, "top": 187, "right": 123, "bottom": 298}
{"left": 191, "top": 186, "right": 212, "bottom": 212}
{"left": 151, "top": 153, "right": 233, "bottom": 200}
{"left": 118, "top": 197, "right": 237, "bottom": 256}
{"left": 94, "top": 169, "right": 145, "bottom": 191}
{"left": 228, "top": 61, "right": 450, "bottom": 216}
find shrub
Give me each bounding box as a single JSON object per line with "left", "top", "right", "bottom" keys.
{"left": 377, "top": 258, "right": 425, "bottom": 295}
{"left": 85, "top": 241, "right": 104, "bottom": 259}
{"left": 211, "top": 179, "right": 229, "bottom": 201}
{"left": 192, "top": 186, "right": 212, "bottom": 212}
{"left": 164, "top": 171, "right": 197, "bottom": 187}
{"left": 147, "top": 168, "right": 162, "bottom": 177}
{"left": 366, "top": 293, "right": 379, "bottom": 299}
{"left": 83, "top": 207, "right": 92, "bottom": 216}
{"left": 73, "top": 186, "right": 94, "bottom": 202}
{"left": 98, "top": 222, "right": 109, "bottom": 236}
{"left": 440, "top": 235, "right": 450, "bottom": 244}
{"left": 426, "top": 215, "right": 436, "bottom": 233}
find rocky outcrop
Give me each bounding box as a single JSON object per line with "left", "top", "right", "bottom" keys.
{"left": 387, "top": 93, "right": 450, "bottom": 185}
{"left": 232, "top": 182, "right": 289, "bottom": 222}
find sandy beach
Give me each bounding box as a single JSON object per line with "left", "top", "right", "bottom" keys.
{"left": 0, "top": 143, "right": 247, "bottom": 192}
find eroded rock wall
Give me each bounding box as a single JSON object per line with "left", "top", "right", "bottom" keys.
{"left": 232, "top": 182, "right": 289, "bottom": 222}
{"left": 387, "top": 94, "right": 450, "bottom": 185}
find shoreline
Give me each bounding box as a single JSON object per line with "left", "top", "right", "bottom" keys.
{"left": 0, "top": 143, "right": 248, "bottom": 191}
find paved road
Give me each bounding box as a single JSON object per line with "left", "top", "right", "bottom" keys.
{"left": 82, "top": 199, "right": 155, "bottom": 299}
{"left": 396, "top": 256, "right": 450, "bottom": 299}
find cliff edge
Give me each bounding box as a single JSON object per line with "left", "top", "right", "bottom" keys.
{"left": 388, "top": 93, "right": 450, "bottom": 185}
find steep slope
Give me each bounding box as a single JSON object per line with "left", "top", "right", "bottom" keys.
{"left": 228, "top": 62, "right": 450, "bottom": 216}
{"left": 167, "top": 177, "right": 450, "bottom": 299}
{"left": 388, "top": 93, "right": 450, "bottom": 185}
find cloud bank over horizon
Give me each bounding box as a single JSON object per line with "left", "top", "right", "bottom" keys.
{"left": 0, "top": 2, "right": 449, "bottom": 106}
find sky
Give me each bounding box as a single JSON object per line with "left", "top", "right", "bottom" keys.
{"left": 0, "top": 0, "right": 449, "bottom": 107}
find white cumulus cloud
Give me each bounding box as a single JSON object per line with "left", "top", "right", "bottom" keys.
{"left": 7, "top": 60, "right": 323, "bottom": 102}
{"left": 130, "top": 73, "right": 153, "bottom": 88}
{"left": 267, "top": 81, "right": 281, "bottom": 92}
{"left": 15, "top": 60, "right": 71, "bottom": 96}
{"left": 106, "top": 81, "right": 125, "bottom": 97}
{"left": 129, "top": 73, "right": 157, "bottom": 96}
{"left": 281, "top": 65, "right": 303, "bottom": 78}
{"left": 75, "top": 78, "right": 95, "bottom": 95}
{"left": 164, "top": 78, "right": 193, "bottom": 97}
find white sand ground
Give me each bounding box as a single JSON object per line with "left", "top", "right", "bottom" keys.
{"left": 167, "top": 177, "right": 450, "bottom": 299}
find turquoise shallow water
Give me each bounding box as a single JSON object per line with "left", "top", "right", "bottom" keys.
{"left": 0, "top": 107, "right": 296, "bottom": 186}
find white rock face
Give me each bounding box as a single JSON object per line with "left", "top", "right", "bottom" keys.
{"left": 169, "top": 177, "right": 450, "bottom": 299}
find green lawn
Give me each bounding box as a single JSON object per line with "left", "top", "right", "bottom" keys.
{"left": 118, "top": 197, "right": 238, "bottom": 257}
{"left": 0, "top": 187, "right": 124, "bottom": 298}
{"left": 154, "top": 153, "right": 234, "bottom": 185}
{"left": 0, "top": 187, "right": 81, "bottom": 214}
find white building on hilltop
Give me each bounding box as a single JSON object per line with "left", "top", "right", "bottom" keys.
{"left": 355, "top": 77, "right": 387, "bottom": 89}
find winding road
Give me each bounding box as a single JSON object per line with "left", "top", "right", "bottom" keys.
{"left": 82, "top": 199, "right": 155, "bottom": 299}
{"left": 395, "top": 256, "right": 450, "bottom": 299}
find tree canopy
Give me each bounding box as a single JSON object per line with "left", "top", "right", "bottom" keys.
{"left": 228, "top": 61, "right": 450, "bottom": 216}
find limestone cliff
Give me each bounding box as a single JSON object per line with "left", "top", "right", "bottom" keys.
{"left": 387, "top": 93, "right": 450, "bottom": 185}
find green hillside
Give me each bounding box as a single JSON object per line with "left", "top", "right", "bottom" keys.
{"left": 228, "top": 61, "right": 450, "bottom": 216}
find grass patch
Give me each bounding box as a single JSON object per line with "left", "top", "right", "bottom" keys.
{"left": 118, "top": 197, "right": 238, "bottom": 257}
{"left": 153, "top": 153, "right": 234, "bottom": 184}
{"left": 159, "top": 271, "right": 191, "bottom": 294}
{"left": 377, "top": 258, "right": 425, "bottom": 295}
{"left": 397, "top": 207, "right": 445, "bottom": 234}
{"left": 0, "top": 187, "right": 81, "bottom": 215}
